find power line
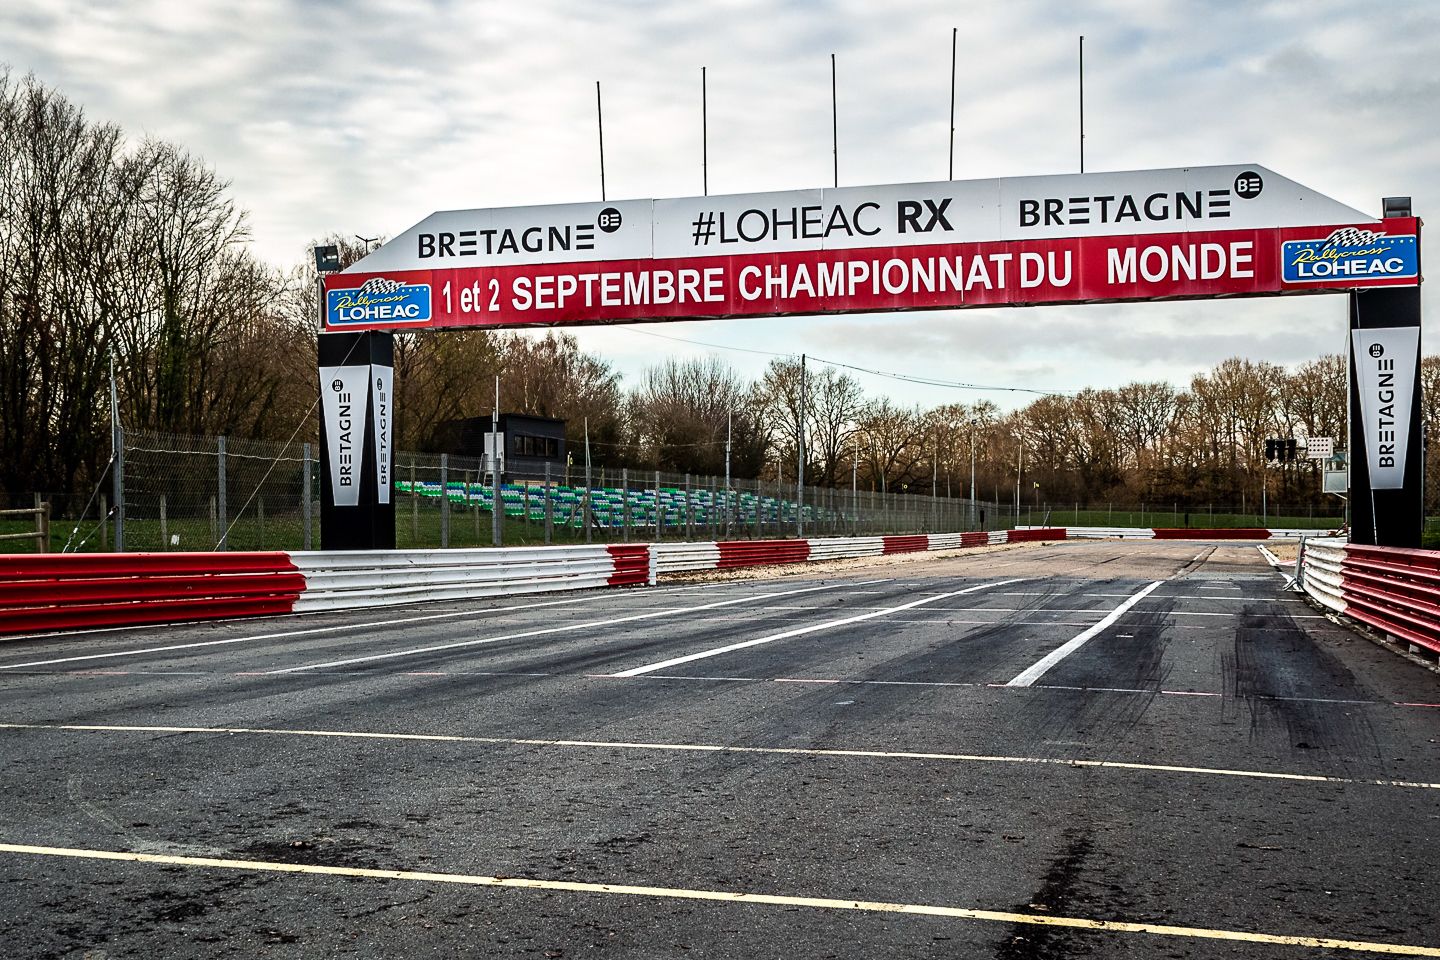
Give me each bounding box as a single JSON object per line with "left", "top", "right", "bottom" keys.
{"left": 614, "top": 325, "right": 1071, "bottom": 397}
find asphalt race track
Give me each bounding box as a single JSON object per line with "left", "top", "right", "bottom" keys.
{"left": 2, "top": 540, "right": 1438, "bottom": 959}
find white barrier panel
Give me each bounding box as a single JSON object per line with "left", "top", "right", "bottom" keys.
{"left": 808, "top": 537, "right": 885, "bottom": 561}
{"left": 292, "top": 546, "right": 631, "bottom": 612}
{"left": 1298, "top": 537, "right": 1347, "bottom": 614}
{"left": 1057, "top": 527, "right": 1155, "bottom": 539}
{"left": 653, "top": 541, "right": 721, "bottom": 574}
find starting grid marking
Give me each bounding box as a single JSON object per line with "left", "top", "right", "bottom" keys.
{"left": 0, "top": 843, "right": 1435, "bottom": 956}
{"left": 3, "top": 722, "right": 1438, "bottom": 790}
{"left": 5, "top": 672, "right": 1436, "bottom": 711}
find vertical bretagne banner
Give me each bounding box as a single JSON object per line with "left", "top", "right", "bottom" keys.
{"left": 319, "top": 365, "right": 372, "bottom": 507}
{"left": 1351, "top": 327, "right": 1420, "bottom": 490}
{"left": 370, "top": 365, "right": 394, "bottom": 505}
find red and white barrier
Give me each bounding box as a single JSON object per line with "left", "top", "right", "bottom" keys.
{"left": 1299, "top": 538, "right": 1440, "bottom": 656}
{"left": 0, "top": 529, "right": 1070, "bottom": 637}
{"left": 652, "top": 529, "right": 1063, "bottom": 575}
{"left": 0, "top": 544, "right": 653, "bottom": 636}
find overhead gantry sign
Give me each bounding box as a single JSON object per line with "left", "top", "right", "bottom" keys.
{"left": 317, "top": 164, "right": 1421, "bottom": 548}
{"left": 325, "top": 164, "right": 1416, "bottom": 329}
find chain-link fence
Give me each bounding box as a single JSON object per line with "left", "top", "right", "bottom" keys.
{"left": 38, "top": 430, "right": 1002, "bottom": 553}
{"left": 122, "top": 430, "right": 318, "bottom": 552}
{"left": 3, "top": 431, "right": 1361, "bottom": 553}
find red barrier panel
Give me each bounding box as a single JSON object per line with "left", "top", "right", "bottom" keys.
{"left": 882, "top": 535, "right": 928, "bottom": 555}
{"left": 1341, "top": 544, "right": 1440, "bottom": 655}
{"left": 0, "top": 595, "right": 302, "bottom": 635}
{"left": 1007, "top": 528, "right": 1066, "bottom": 543}
{"left": 716, "top": 539, "right": 811, "bottom": 568}
{"left": 0, "top": 572, "right": 308, "bottom": 608}
{"left": 0, "top": 551, "right": 298, "bottom": 580}
{"left": 1151, "top": 528, "right": 1270, "bottom": 540}
{"left": 960, "top": 531, "right": 990, "bottom": 547}
{"left": 0, "top": 551, "right": 302, "bottom": 636}
{"left": 606, "top": 545, "right": 652, "bottom": 586}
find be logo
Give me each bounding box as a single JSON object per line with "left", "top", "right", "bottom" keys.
{"left": 1234, "top": 171, "right": 1264, "bottom": 200}
{"left": 597, "top": 207, "right": 623, "bottom": 233}
{"left": 1370, "top": 343, "right": 1385, "bottom": 358}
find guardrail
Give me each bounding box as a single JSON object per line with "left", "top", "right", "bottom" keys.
{"left": 0, "top": 552, "right": 302, "bottom": 634}
{"left": 0, "top": 499, "right": 50, "bottom": 553}
{"left": 1, "top": 529, "right": 1069, "bottom": 637}
{"left": 653, "top": 529, "right": 1062, "bottom": 575}
{"left": 1297, "top": 537, "right": 1440, "bottom": 657}
{"left": 1054, "top": 526, "right": 1337, "bottom": 540}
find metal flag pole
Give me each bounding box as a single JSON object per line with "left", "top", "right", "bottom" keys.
{"left": 949, "top": 27, "right": 957, "bottom": 180}
{"left": 702, "top": 66, "right": 708, "bottom": 196}
{"left": 596, "top": 81, "right": 607, "bottom": 201}
{"left": 1078, "top": 35, "right": 1085, "bottom": 174}
{"left": 830, "top": 54, "right": 838, "bottom": 189}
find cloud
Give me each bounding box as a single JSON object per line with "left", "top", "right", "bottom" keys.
{"left": 2, "top": 0, "right": 1436, "bottom": 405}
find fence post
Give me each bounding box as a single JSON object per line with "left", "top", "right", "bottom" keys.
{"left": 302, "top": 442, "right": 312, "bottom": 551}
{"left": 114, "top": 426, "right": 125, "bottom": 552}
{"left": 544, "top": 462, "right": 553, "bottom": 544}
{"left": 472, "top": 472, "right": 483, "bottom": 544}
{"left": 754, "top": 480, "right": 766, "bottom": 541}
{"left": 159, "top": 493, "right": 168, "bottom": 551}
{"left": 410, "top": 460, "right": 419, "bottom": 541}
{"left": 492, "top": 458, "right": 503, "bottom": 549}
{"left": 35, "top": 493, "right": 49, "bottom": 553}
{"left": 622, "top": 468, "right": 631, "bottom": 541}
{"left": 685, "top": 474, "right": 693, "bottom": 540}
{"left": 440, "top": 454, "right": 450, "bottom": 548}
{"left": 100, "top": 493, "right": 108, "bottom": 550}
{"left": 584, "top": 456, "right": 593, "bottom": 544}
{"left": 216, "top": 435, "right": 228, "bottom": 550}
{"left": 654, "top": 470, "right": 662, "bottom": 541}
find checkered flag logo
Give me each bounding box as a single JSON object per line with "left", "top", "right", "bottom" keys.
{"left": 1321, "top": 228, "right": 1382, "bottom": 249}
{"left": 357, "top": 277, "right": 405, "bottom": 295}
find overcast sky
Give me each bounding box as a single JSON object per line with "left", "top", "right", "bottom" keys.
{"left": 4, "top": 0, "right": 1436, "bottom": 409}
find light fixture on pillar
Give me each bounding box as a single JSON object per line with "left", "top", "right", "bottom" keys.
{"left": 314, "top": 245, "right": 342, "bottom": 273}
{"left": 1382, "top": 196, "right": 1412, "bottom": 219}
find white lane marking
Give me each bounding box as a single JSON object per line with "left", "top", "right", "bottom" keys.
{"left": 610, "top": 579, "right": 1027, "bottom": 678}
{"left": 3, "top": 722, "right": 1438, "bottom": 790}
{"left": 266, "top": 580, "right": 891, "bottom": 674}
{"left": 1006, "top": 581, "right": 1165, "bottom": 688}
{"left": 0, "top": 592, "right": 657, "bottom": 672}
{"left": 0, "top": 578, "right": 761, "bottom": 645}
{"left": 2, "top": 846, "right": 1437, "bottom": 956}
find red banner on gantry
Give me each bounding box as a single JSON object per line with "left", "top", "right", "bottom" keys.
{"left": 323, "top": 219, "right": 1419, "bottom": 331}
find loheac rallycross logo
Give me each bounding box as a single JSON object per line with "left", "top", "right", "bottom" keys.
{"left": 1282, "top": 227, "right": 1418, "bottom": 284}
{"left": 327, "top": 276, "right": 433, "bottom": 326}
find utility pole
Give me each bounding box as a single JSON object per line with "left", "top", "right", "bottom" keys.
{"left": 969, "top": 422, "right": 977, "bottom": 530}
{"left": 724, "top": 408, "right": 732, "bottom": 536}
{"left": 491, "top": 376, "right": 502, "bottom": 547}
{"left": 797, "top": 354, "right": 807, "bottom": 537}
{"left": 110, "top": 353, "right": 123, "bottom": 552}
{"left": 1014, "top": 434, "right": 1024, "bottom": 525}
{"left": 584, "top": 417, "right": 593, "bottom": 543}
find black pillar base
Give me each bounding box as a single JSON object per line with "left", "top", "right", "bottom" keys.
{"left": 319, "top": 331, "right": 396, "bottom": 551}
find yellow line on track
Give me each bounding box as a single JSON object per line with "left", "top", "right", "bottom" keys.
{"left": 0, "top": 842, "right": 1435, "bottom": 956}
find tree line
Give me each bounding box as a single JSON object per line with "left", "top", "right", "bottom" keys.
{"left": 4, "top": 69, "right": 1436, "bottom": 515}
